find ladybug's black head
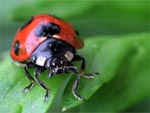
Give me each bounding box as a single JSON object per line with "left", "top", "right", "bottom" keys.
{"left": 45, "top": 56, "right": 68, "bottom": 69}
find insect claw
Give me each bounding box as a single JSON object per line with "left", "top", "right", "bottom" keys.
{"left": 44, "top": 90, "right": 50, "bottom": 102}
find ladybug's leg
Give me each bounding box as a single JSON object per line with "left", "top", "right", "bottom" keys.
{"left": 47, "top": 70, "right": 54, "bottom": 78}
{"left": 34, "top": 67, "right": 50, "bottom": 101}
{"left": 65, "top": 63, "right": 85, "bottom": 100}
{"left": 23, "top": 62, "right": 36, "bottom": 92}
{"left": 72, "top": 55, "right": 99, "bottom": 78}
{"left": 47, "top": 67, "right": 57, "bottom": 78}
{"left": 72, "top": 55, "right": 85, "bottom": 74}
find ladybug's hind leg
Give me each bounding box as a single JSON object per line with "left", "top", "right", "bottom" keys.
{"left": 34, "top": 67, "right": 50, "bottom": 101}
{"left": 23, "top": 62, "right": 36, "bottom": 92}
{"left": 72, "top": 55, "right": 99, "bottom": 78}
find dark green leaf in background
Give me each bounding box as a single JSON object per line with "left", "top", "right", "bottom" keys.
{"left": 10, "top": 1, "right": 149, "bottom": 36}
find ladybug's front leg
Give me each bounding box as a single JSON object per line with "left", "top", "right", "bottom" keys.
{"left": 34, "top": 67, "right": 50, "bottom": 101}
{"left": 47, "top": 67, "right": 59, "bottom": 78}
{"left": 72, "top": 55, "right": 99, "bottom": 78}
{"left": 23, "top": 62, "right": 36, "bottom": 92}
{"left": 47, "top": 64, "right": 84, "bottom": 100}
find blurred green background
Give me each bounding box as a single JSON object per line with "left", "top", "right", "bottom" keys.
{"left": 0, "top": 0, "right": 149, "bottom": 112}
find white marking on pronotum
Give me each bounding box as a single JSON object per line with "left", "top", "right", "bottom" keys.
{"left": 35, "top": 56, "right": 47, "bottom": 66}
{"left": 64, "top": 51, "right": 74, "bottom": 61}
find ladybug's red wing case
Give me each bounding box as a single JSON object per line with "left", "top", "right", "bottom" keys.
{"left": 10, "top": 14, "right": 84, "bottom": 62}
{"left": 10, "top": 15, "right": 47, "bottom": 62}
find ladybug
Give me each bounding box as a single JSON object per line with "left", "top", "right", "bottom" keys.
{"left": 10, "top": 14, "right": 98, "bottom": 101}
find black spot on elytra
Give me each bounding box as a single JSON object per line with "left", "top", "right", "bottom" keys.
{"left": 34, "top": 22, "right": 61, "bottom": 38}
{"left": 75, "top": 29, "right": 80, "bottom": 36}
{"left": 14, "top": 40, "right": 20, "bottom": 55}
{"left": 20, "top": 16, "right": 33, "bottom": 31}
{"left": 48, "top": 22, "right": 60, "bottom": 35}
{"left": 34, "top": 24, "right": 46, "bottom": 37}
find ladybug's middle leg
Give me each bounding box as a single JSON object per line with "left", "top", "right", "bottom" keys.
{"left": 23, "top": 62, "right": 36, "bottom": 92}
{"left": 72, "top": 55, "right": 99, "bottom": 78}
{"left": 65, "top": 63, "right": 85, "bottom": 101}
{"left": 34, "top": 67, "right": 50, "bottom": 101}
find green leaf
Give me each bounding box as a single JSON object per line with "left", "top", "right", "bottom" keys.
{"left": 0, "top": 54, "right": 70, "bottom": 113}
{"left": 80, "top": 36, "right": 150, "bottom": 112}
{"left": 62, "top": 33, "right": 150, "bottom": 111}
